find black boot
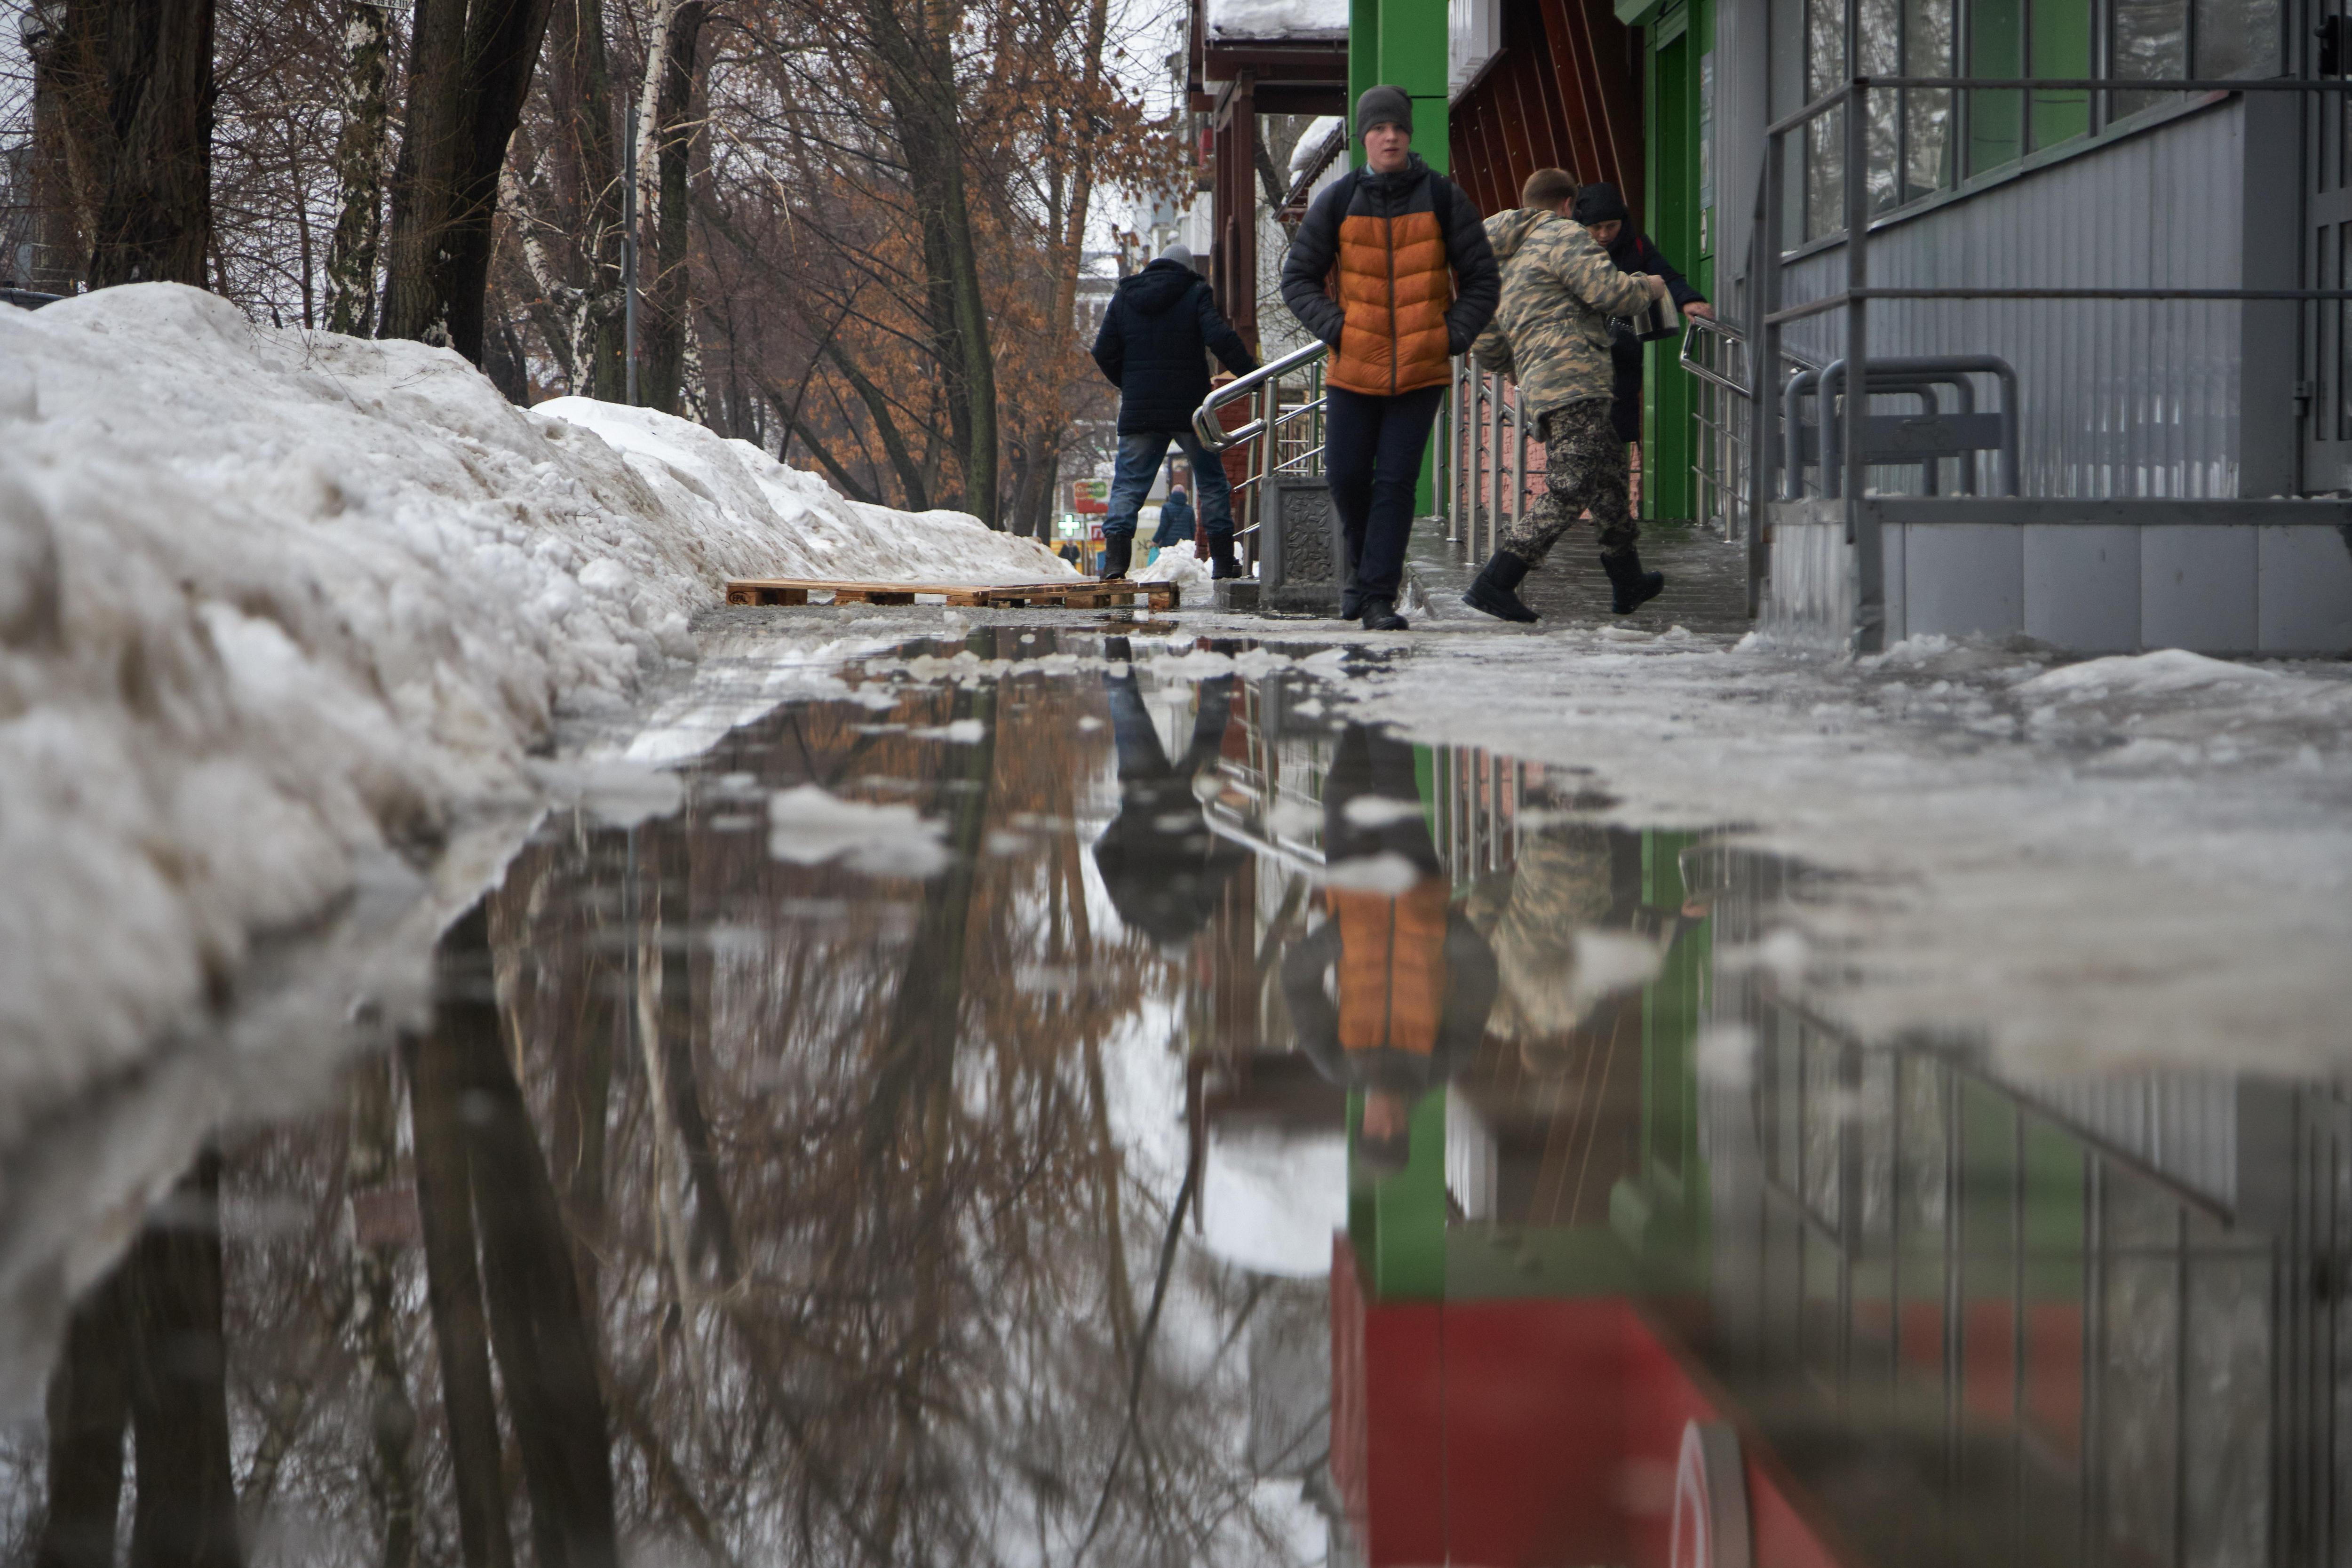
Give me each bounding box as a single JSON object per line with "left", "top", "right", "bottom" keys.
{"left": 1338, "top": 533, "right": 1364, "bottom": 619}
{"left": 1208, "top": 533, "right": 1242, "bottom": 580}
{"left": 1600, "top": 548, "right": 1665, "bottom": 614}
{"left": 1463, "top": 551, "right": 1540, "bottom": 623}
{"left": 1099, "top": 536, "right": 1132, "bottom": 581}
{"left": 1359, "top": 596, "right": 1409, "bottom": 631}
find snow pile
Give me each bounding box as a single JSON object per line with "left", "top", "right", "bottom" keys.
{"left": 1137, "top": 537, "right": 1213, "bottom": 586}
{"left": 1206, "top": 0, "right": 1346, "bottom": 37}
{"left": 0, "top": 283, "right": 1063, "bottom": 1156}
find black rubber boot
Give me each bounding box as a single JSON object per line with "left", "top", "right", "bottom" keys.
{"left": 1339, "top": 534, "right": 1364, "bottom": 619}
{"left": 1463, "top": 551, "right": 1540, "bottom": 623}
{"left": 1359, "top": 596, "right": 1409, "bottom": 631}
{"left": 1099, "top": 536, "right": 1132, "bottom": 581}
{"left": 1600, "top": 548, "right": 1665, "bottom": 614}
{"left": 1208, "top": 533, "right": 1242, "bottom": 579}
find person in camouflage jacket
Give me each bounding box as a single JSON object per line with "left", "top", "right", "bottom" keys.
{"left": 1462, "top": 169, "right": 1672, "bottom": 624}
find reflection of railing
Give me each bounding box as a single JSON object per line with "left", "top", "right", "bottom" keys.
{"left": 1192, "top": 342, "right": 1330, "bottom": 550}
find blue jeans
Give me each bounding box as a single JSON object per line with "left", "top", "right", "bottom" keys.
{"left": 1104, "top": 430, "right": 1234, "bottom": 543}
{"left": 1323, "top": 384, "right": 1444, "bottom": 604}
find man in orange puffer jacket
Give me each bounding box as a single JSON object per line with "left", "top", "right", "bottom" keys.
{"left": 1281, "top": 86, "right": 1499, "bottom": 631}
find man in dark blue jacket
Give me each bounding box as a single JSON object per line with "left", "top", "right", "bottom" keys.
{"left": 1569, "top": 182, "right": 1711, "bottom": 444}
{"left": 1090, "top": 243, "right": 1258, "bottom": 579}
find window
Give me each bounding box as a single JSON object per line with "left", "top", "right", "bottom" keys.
{"left": 1791, "top": 0, "right": 2279, "bottom": 240}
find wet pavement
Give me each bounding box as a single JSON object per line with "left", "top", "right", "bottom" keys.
{"left": 1, "top": 625, "right": 2344, "bottom": 1568}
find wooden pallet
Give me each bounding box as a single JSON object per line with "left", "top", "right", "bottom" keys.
{"left": 723, "top": 576, "right": 1180, "bottom": 610}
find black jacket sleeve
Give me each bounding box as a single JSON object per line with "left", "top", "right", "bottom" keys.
{"left": 1090, "top": 296, "right": 1126, "bottom": 387}
{"left": 1638, "top": 235, "right": 1705, "bottom": 307}
{"left": 1193, "top": 283, "right": 1260, "bottom": 377}
{"left": 1281, "top": 924, "right": 1348, "bottom": 1083}
{"left": 1279, "top": 178, "right": 1351, "bottom": 348}
{"left": 1436, "top": 178, "right": 1500, "bottom": 356}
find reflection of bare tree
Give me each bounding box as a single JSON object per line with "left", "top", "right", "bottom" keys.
{"left": 36, "top": 1150, "right": 243, "bottom": 1568}
{"left": 19, "top": 652, "right": 1319, "bottom": 1568}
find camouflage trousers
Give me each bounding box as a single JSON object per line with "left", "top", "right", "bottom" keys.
{"left": 1499, "top": 398, "right": 1638, "bottom": 566}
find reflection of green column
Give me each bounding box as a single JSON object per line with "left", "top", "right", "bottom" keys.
{"left": 1347, "top": 1087, "right": 1451, "bottom": 1300}
{"left": 1606, "top": 830, "right": 1711, "bottom": 1289}
{"left": 1347, "top": 0, "right": 1452, "bottom": 514}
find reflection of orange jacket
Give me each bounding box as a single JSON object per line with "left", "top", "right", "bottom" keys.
{"left": 1327, "top": 883, "right": 1452, "bottom": 1053}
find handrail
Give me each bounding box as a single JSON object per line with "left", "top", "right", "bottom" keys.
{"left": 1192, "top": 340, "right": 1329, "bottom": 453}
{"left": 1677, "top": 315, "right": 1750, "bottom": 397}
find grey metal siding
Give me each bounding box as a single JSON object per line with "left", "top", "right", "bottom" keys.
{"left": 1774, "top": 99, "right": 2250, "bottom": 499}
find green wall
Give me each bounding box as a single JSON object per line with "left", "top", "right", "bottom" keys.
{"left": 1638, "top": 0, "right": 1714, "bottom": 525}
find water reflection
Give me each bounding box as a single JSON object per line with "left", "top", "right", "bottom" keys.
{"left": 3, "top": 628, "right": 2347, "bottom": 1568}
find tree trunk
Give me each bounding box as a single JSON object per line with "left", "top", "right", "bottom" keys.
{"left": 34, "top": 1276, "right": 131, "bottom": 1568}
{"left": 324, "top": 0, "right": 392, "bottom": 334}
{"left": 640, "top": 0, "right": 707, "bottom": 415}
{"left": 858, "top": 0, "right": 997, "bottom": 525}
{"left": 123, "top": 1148, "right": 243, "bottom": 1568}
{"left": 405, "top": 995, "right": 517, "bottom": 1568}
{"left": 347, "top": 1055, "right": 420, "bottom": 1568}
{"left": 378, "top": 0, "right": 557, "bottom": 359}
{"left": 433, "top": 905, "right": 622, "bottom": 1568}
{"left": 544, "top": 0, "right": 626, "bottom": 397}
{"left": 54, "top": 0, "right": 217, "bottom": 288}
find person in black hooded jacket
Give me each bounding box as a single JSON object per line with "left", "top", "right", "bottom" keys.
{"left": 1090, "top": 243, "right": 1259, "bottom": 580}
{"left": 1568, "top": 182, "right": 1711, "bottom": 444}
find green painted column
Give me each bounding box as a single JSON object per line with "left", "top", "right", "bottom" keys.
{"left": 1347, "top": 1087, "right": 1452, "bottom": 1301}
{"left": 1347, "top": 0, "right": 1454, "bottom": 515}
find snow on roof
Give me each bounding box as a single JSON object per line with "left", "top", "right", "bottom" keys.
{"left": 1287, "top": 116, "right": 1344, "bottom": 181}
{"left": 1205, "top": 0, "right": 1346, "bottom": 40}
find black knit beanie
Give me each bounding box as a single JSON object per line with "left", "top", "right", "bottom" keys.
{"left": 1572, "top": 181, "right": 1630, "bottom": 226}
{"left": 1355, "top": 84, "right": 1413, "bottom": 140}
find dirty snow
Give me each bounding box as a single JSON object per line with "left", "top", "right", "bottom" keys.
{"left": 767, "top": 785, "right": 950, "bottom": 877}
{"left": 1307, "top": 623, "right": 2352, "bottom": 1075}
{"left": 0, "top": 283, "right": 1064, "bottom": 1194}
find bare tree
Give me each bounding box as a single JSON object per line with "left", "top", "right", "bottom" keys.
{"left": 51, "top": 0, "right": 217, "bottom": 287}
{"left": 378, "top": 0, "right": 557, "bottom": 358}
{"left": 324, "top": 0, "right": 395, "bottom": 333}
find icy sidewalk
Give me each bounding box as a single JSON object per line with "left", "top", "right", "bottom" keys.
{"left": 1321, "top": 621, "right": 2352, "bottom": 1074}
{"left": 0, "top": 284, "right": 1068, "bottom": 1179}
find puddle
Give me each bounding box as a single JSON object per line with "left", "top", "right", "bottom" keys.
{"left": 0, "top": 626, "right": 2339, "bottom": 1567}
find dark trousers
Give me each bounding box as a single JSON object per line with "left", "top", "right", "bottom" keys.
{"left": 1323, "top": 383, "right": 1444, "bottom": 605}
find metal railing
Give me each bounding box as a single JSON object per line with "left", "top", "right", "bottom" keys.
{"left": 1193, "top": 342, "right": 1330, "bottom": 552}
{"left": 1680, "top": 315, "right": 1756, "bottom": 544}
{"left": 1748, "top": 72, "right": 2352, "bottom": 648}
{"left": 1442, "top": 356, "right": 1530, "bottom": 562}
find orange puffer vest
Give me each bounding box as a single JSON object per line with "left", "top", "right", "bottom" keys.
{"left": 1282, "top": 157, "right": 1498, "bottom": 400}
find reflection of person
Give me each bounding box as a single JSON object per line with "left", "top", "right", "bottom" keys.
{"left": 1090, "top": 643, "right": 1249, "bottom": 946}
{"left": 1280, "top": 87, "right": 1499, "bottom": 631}
{"left": 1090, "top": 244, "right": 1258, "bottom": 582}
{"left": 1464, "top": 167, "right": 1666, "bottom": 624}
{"left": 1282, "top": 726, "right": 1497, "bottom": 1172}
{"left": 1153, "top": 485, "right": 1196, "bottom": 549}
{"left": 1568, "top": 181, "right": 1712, "bottom": 447}
{"left": 1469, "top": 820, "right": 1706, "bottom": 1078}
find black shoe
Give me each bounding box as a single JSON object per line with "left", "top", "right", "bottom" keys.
{"left": 1359, "top": 596, "right": 1409, "bottom": 631}
{"left": 1600, "top": 548, "right": 1665, "bottom": 614}
{"left": 1208, "top": 534, "right": 1242, "bottom": 579}
{"left": 1463, "top": 551, "right": 1539, "bottom": 623}
{"left": 1099, "top": 536, "right": 1132, "bottom": 580}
